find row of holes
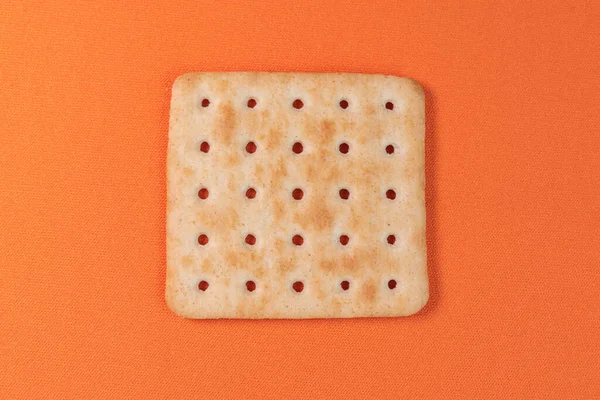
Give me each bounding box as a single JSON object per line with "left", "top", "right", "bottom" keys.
{"left": 198, "top": 187, "right": 397, "bottom": 200}
{"left": 198, "top": 234, "right": 396, "bottom": 246}
{"left": 197, "top": 279, "right": 398, "bottom": 293}
{"left": 200, "top": 141, "right": 397, "bottom": 155}
{"left": 200, "top": 98, "right": 396, "bottom": 111}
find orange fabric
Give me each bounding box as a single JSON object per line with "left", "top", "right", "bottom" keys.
{"left": 1, "top": 1, "right": 599, "bottom": 398}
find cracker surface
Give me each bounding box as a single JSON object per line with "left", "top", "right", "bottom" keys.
{"left": 166, "top": 72, "right": 427, "bottom": 318}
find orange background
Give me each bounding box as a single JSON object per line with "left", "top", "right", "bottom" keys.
{"left": 1, "top": 1, "right": 599, "bottom": 398}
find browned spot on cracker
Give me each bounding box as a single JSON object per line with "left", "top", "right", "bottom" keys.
{"left": 246, "top": 251, "right": 266, "bottom": 268}
{"left": 274, "top": 237, "right": 285, "bottom": 255}
{"left": 293, "top": 194, "right": 334, "bottom": 232}
{"left": 302, "top": 118, "right": 336, "bottom": 146}
{"left": 278, "top": 74, "right": 294, "bottom": 85}
{"left": 361, "top": 161, "right": 380, "bottom": 179}
{"left": 201, "top": 259, "right": 211, "bottom": 272}
{"left": 221, "top": 277, "right": 231, "bottom": 288}
{"left": 348, "top": 210, "right": 363, "bottom": 233}
{"left": 320, "top": 119, "right": 336, "bottom": 145}
{"left": 305, "top": 163, "right": 317, "bottom": 181}
{"left": 320, "top": 246, "right": 378, "bottom": 274}
{"left": 266, "top": 128, "right": 283, "bottom": 150}
{"left": 258, "top": 292, "right": 271, "bottom": 312}
{"left": 332, "top": 254, "right": 359, "bottom": 272}
{"left": 411, "top": 228, "right": 425, "bottom": 249}
{"left": 183, "top": 168, "right": 194, "bottom": 177}
{"left": 245, "top": 106, "right": 268, "bottom": 134}
{"left": 319, "top": 258, "right": 337, "bottom": 273}
{"left": 269, "top": 157, "right": 288, "bottom": 224}
{"left": 224, "top": 246, "right": 265, "bottom": 272}
{"left": 215, "top": 101, "right": 236, "bottom": 145}
{"left": 181, "top": 256, "right": 194, "bottom": 267}
{"left": 217, "top": 79, "right": 230, "bottom": 92}
{"left": 339, "top": 119, "right": 356, "bottom": 133}
{"left": 271, "top": 157, "right": 288, "bottom": 187}
{"left": 359, "top": 105, "right": 384, "bottom": 139}
{"left": 313, "top": 146, "right": 331, "bottom": 163}
{"left": 273, "top": 198, "right": 285, "bottom": 223}
{"left": 229, "top": 208, "right": 240, "bottom": 227}
{"left": 301, "top": 119, "right": 319, "bottom": 142}
{"left": 364, "top": 124, "right": 384, "bottom": 140}
{"left": 278, "top": 255, "right": 298, "bottom": 273}
{"left": 323, "top": 162, "right": 342, "bottom": 182}
{"left": 254, "top": 164, "right": 264, "bottom": 181}
{"left": 347, "top": 158, "right": 387, "bottom": 186}
{"left": 197, "top": 205, "right": 240, "bottom": 229}
{"left": 224, "top": 250, "right": 237, "bottom": 268}
{"left": 253, "top": 267, "right": 267, "bottom": 280}
{"left": 246, "top": 119, "right": 259, "bottom": 136}
{"left": 361, "top": 279, "right": 377, "bottom": 304}
{"left": 224, "top": 151, "right": 241, "bottom": 168}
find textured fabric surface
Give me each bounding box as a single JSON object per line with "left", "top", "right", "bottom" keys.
{"left": 1, "top": 1, "right": 599, "bottom": 399}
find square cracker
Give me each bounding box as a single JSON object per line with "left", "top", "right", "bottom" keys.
{"left": 166, "top": 72, "right": 428, "bottom": 319}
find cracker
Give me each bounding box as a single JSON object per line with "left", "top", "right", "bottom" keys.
{"left": 166, "top": 72, "right": 428, "bottom": 318}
